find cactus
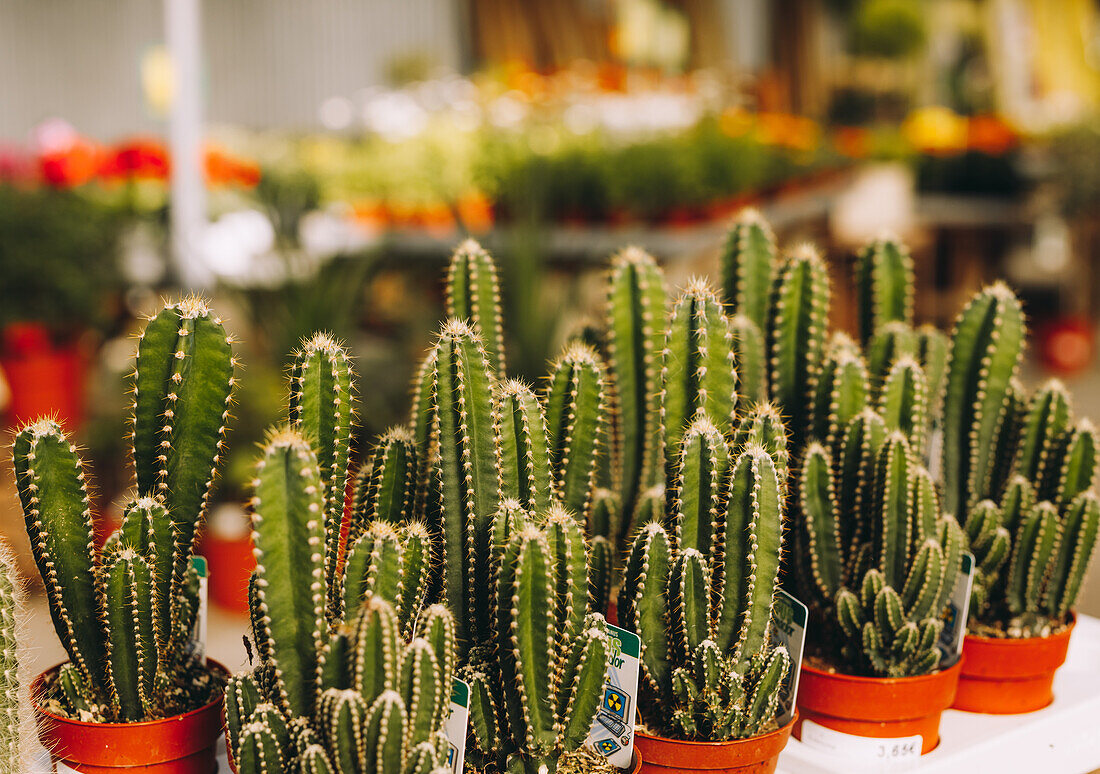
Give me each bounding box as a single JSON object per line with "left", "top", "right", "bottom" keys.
{"left": 766, "top": 244, "right": 830, "bottom": 450}
{"left": 797, "top": 430, "right": 963, "bottom": 677}
{"left": 351, "top": 426, "right": 417, "bottom": 541}
{"left": 12, "top": 298, "right": 234, "bottom": 722}
{"left": 941, "top": 283, "right": 1025, "bottom": 521}
{"left": 0, "top": 541, "right": 27, "bottom": 771}
{"left": 720, "top": 208, "right": 776, "bottom": 332}
{"left": 730, "top": 314, "right": 768, "bottom": 411}
{"left": 854, "top": 234, "right": 914, "bottom": 345}
{"left": 446, "top": 238, "right": 506, "bottom": 378}
{"left": 605, "top": 247, "right": 667, "bottom": 533}
{"left": 621, "top": 436, "right": 790, "bottom": 740}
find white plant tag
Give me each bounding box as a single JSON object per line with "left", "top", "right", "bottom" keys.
{"left": 771, "top": 589, "right": 808, "bottom": 725}
{"left": 585, "top": 623, "right": 640, "bottom": 768}
{"left": 938, "top": 551, "right": 975, "bottom": 663}
{"left": 56, "top": 763, "right": 79, "bottom": 774}
{"left": 927, "top": 428, "right": 943, "bottom": 479}
{"left": 445, "top": 678, "right": 470, "bottom": 773}
{"left": 190, "top": 555, "right": 209, "bottom": 663}
{"left": 800, "top": 719, "right": 921, "bottom": 770}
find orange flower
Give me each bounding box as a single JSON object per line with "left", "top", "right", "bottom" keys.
{"left": 456, "top": 191, "right": 494, "bottom": 233}
{"left": 967, "top": 114, "right": 1018, "bottom": 156}
{"left": 204, "top": 146, "right": 261, "bottom": 188}
{"left": 39, "top": 137, "right": 101, "bottom": 188}
{"left": 756, "top": 112, "right": 820, "bottom": 152}
{"left": 834, "top": 126, "right": 872, "bottom": 159}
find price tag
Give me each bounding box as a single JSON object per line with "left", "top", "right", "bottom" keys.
{"left": 445, "top": 678, "right": 470, "bottom": 773}
{"left": 800, "top": 720, "right": 921, "bottom": 770}
{"left": 938, "top": 552, "right": 974, "bottom": 664}
{"left": 190, "top": 555, "right": 209, "bottom": 663}
{"left": 585, "top": 623, "right": 640, "bottom": 768}
{"left": 770, "top": 589, "right": 808, "bottom": 725}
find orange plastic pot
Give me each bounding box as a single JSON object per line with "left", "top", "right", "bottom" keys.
{"left": 634, "top": 713, "right": 795, "bottom": 773}
{"left": 794, "top": 660, "right": 962, "bottom": 754}
{"left": 32, "top": 661, "right": 227, "bottom": 773}
{"left": 953, "top": 614, "right": 1075, "bottom": 714}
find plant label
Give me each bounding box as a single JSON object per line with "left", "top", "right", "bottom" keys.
{"left": 927, "top": 428, "right": 943, "bottom": 479}
{"left": 445, "top": 678, "right": 470, "bottom": 773}
{"left": 585, "top": 622, "right": 640, "bottom": 769}
{"left": 190, "top": 555, "right": 209, "bottom": 663}
{"left": 771, "top": 589, "right": 808, "bottom": 725}
{"left": 938, "top": 551, "right": 975, "bottom": 664}
{"left": 800, "top": 719, "right": 920, "bottom": 771}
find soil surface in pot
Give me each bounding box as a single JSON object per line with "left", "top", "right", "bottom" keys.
{"left": 967, "top": 613, "right": 1073, "bottom": 640}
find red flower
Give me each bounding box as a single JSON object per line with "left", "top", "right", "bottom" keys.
{"left": 100, "top": 137, "right": 170, "bottom": 180}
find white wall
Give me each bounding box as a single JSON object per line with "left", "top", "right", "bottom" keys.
{"left": 0, "top": 0, "right": 463, "bottom": 139}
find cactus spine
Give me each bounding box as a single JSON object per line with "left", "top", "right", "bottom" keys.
{"left": 446, "top": 238, "right": 506, "bottom": 378}
{"left": 13, "top": 297, "right": 234, "bottom": 722}
{"left": 0, "top": 541, "right": 27, "bottom": 771}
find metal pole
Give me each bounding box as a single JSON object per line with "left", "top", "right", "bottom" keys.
{"left": 165, "top": 0, "right": 211, "bottom": 288}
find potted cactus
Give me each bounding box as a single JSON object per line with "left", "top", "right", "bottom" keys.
{"left": 599, "top": 267, "right": 795, "bottom": 774}
{"left": 938, "top": 286, "right": 1100, "bottom": 713}
{"left": 12, "top": 297, "right": 236, "bottom": 772}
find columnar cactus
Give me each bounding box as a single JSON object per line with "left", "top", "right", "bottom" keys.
{"left": 621, "top": 438, "right": 790, "bottom": 740}
{"left": 12, "top": 297, "right": 234, "bottom": 722}
{"left": 766, "top": 244, "right": 830, "bottom": 450}
{"left": 854, "top": 234, "right": 914, "bottom": 345}
{"left": 798, "top": 430, "right": 963, "bottom": 677}
{"left": 0, "top": 541, "right": 27, "bottom": 771}
{"left": 720, "top": 208, "right": 776, "bottom": 333}
{"left": 605, "top": 247, "right": 667, "bottom": 534}
{"left": 446, "top": 238, "right": 506, "bottom": 377}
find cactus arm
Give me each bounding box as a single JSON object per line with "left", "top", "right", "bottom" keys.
{"left": 865, "top": 322, "right": 918, "bottom": 394}
{"left": 742, "top": 647, "right": 790, "bottom": 736}
{"left": 544, "top": 343, "right": 608, "bottom": 523}
{"left": 1045, "top": 492, "right": 1100, "bottom": 618}
{"left": 810, "top": 348, "right": 869, "bottom": 448}
{"left": 916, "top": 325, "right": 949, "bottom": 432}
{"left": 1006, "top": 503, "right": 1060, "bottom": 615}
{"left": 397, "top": 523, "right": 433, "bottom": 635}
{"left": 13, "top": 421, "right": 108, "bottom": 695}
{"left": 855, "top": 235, "right": 914, "bottom": 344}
{"left": 587, "top": 535, "right": 613, "bottom": 616}
{"left": 352, "top": 595, "right": 402, "bottom": 705}
{"left": 101, "top": 550, "right": 158, "bottom": 721}
{"left": 730, "top": 314, "right": 767, "bottom": 409}
{"left": 300, "top": 745, "right": 336, "bottom": 774}
{"left": 874, "top": 434, "right": 915, "bottom": 590}
{"left": 942, "top": 284, "right": 1025, "bottom": 519}
{"left": 622, "top": 523, "right": 673, "bottom": 699}
{"left": 606, "top": 247, "right": 666, "bottom": 521}
{"left": 544, "top": 506, "right": 589, "bottom": 640}
{"left": 120, "top": 497, "right": 175, "bottom": 649}
{"left": 798, "top": 443, "right": 843, "bottom": 601}
{"left": 0, "top": 542, "right": 21, "bottom": 770}
{"left": 900, "top": 541, "right": 945, "bottom": 621}
{"left": 720, "top": 208, "right": 776, "bottom": 330}
{"left": 236, "top": 721, "right": 286, "bottom": 774}
{"left": 1012, "top": 381, "right": 1072, "bottom": 494}
{"left": 225, "top": 672, "right": 262, "bottom": 759}
{"left": 402, "top": 639, "right": 443, "bottom": 748}
{"left": 249, "top": 429, "right": 328, "bottom": 718}
{"left": 496, "top": 380, "right": 555, "bottom": 513}
{"left": 319, "top": 689, "right": 367, "bottom": 774}
{"left": 1054, "top": 421, "right": 1098, "bottom": 510}
{"left": 766, "top": 245, "right": 830, "bottom": 449}
{"left": 446, "top": 239, "right": 506, "bottom": 378}
{"left": 557, "top": 617, "right": 612, "bottom": 752}
{"left": 463, "top": 667, "right": 502, "bottom": 757}
{"left": 342, "top": 522, "right": 404, "bottom": 622}
{"left": 131, "top": 299, "right": 235, "bottom": 618}
{"left": 364, "top": 690, "right": 407, "bottom": 774}
{"left": 877, "top": 356, "right": 929, "bottom": 453}
{"left": 673, "top": 416, "right": 729, "bottom": 556}
{"left": 410, "top": 349, "right": 437, "bottom": 509}
{"left": 416, "top": 605, "right": 456, "bottom": 712}
{"left": 670, "top": 549, "right": 711, "bottom": 660}
{"left": 352, "top": 427, "right": 416, "bottom": 538}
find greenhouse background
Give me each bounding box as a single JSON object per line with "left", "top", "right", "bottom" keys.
{"left": 3, "top": 1, "right": 1100, "bottom": 772}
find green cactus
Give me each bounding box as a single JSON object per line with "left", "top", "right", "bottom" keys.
{"left": 12, "top": 298, "right": 234, "bottom": 722}
{"left": 866, "top": 322, "right": 918, "bottom": 394}
{"left": 720, "top": 208, "right": 776, "bottom": 332}
{"left": 446, "top": 238, "right": 507, "bottom": 378}
{"left": 621, "top": 439, "right": 790, "bottom": 741}
{"left": 941, "top": 283, "right": 1025, "bottom": 521}
{"left": 0, "top": 541, "right": 26, "bottom": 771}
{"left": 854, "top": 234, "right": 914, "bottom": 345}
{"left": 605, "top": 246, "right": 667, "bottom": 535}
{"left": 798, "top": 431, "right": 962, "bottom": 677}
{"left": 496, "top": 380, "right": 556, "bottom": 514}
{"left": 730, "top": 314, "right": 768, "bottom": 411}
{"left": 766, "top": 244, "right": 830, "bottom": 450}
{"left": 351, "top": 426, "right": 417, "bottom": 541}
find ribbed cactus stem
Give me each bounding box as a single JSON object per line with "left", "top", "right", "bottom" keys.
{"left": 730, "top": 314, "right": 768, "bottom": 410}
{"left": 606, "top": 246, "right": 666, "bottom": 522}
{"left": 0, "top": 542, "right": 25, "bottom": 771}
{"left": 446, "top": 238, "right": 506, "bottom": 377}
{"left": 495, "top": 379, "right": 555, "bottom": 513}
{"left": 720, "top": 208, "right": 776, "bottom": 331}
{"left": 855, "top": 233, "right": 914, "bottom": 344}
{"left": 766, "top": 244, "right": 830, "bottom": 449}
{"left": 101, "top": 549, "right": 158, "bottom": 721}
{"left": 351, "top": 426, "right": 416, "bottom": 540}
{"left": 544, "top": 343, "right": 609, "bottom": 524}
{"left": 942, "top": 283, "right": 1025, "bottom": 520}
{"left": 877, "top": 356, "right": 929, "bottom": 454}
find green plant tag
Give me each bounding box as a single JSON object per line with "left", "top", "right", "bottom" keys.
{"left": 771, "top": 589, "right": 808, "bottom": 725}
{"left": 585, "top": 622, "right": 640, "bottom": 768}
{"left": 939, "top": 551, "right": 975, "bottom": 664}
{"left": 190, "top": 555, "right": 209, "bottom": 663}
{"left": 445, "top": 678, "right": 470, "bottom": 773}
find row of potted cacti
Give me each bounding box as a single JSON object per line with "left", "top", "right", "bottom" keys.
{"left": 4, "top": 210, "right": 1098, "bottom": 773}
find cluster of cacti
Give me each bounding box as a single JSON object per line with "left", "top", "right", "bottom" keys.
{"left": 595, "top": 255, "right": 791, "bottom": 740}
{"left": 12, "top": 297, "right": 235, "bottom": 721}
{"left": 0, "top": 540, "right": 27, "bottom": 771}
{"left": 939, "top": 288, "right": 1100, "bottom": 635}
{"left": 228, "top": 332, "right": 455, "bottom": 774}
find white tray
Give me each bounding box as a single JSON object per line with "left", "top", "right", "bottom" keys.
{"left": 778, "top": 614, "right": 1100, "bottom": 774}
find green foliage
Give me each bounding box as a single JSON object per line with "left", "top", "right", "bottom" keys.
{"left": 12, "top": 298, "right": 234, "bottom": 722}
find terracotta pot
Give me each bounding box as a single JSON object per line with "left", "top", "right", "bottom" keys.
{"left": 953, "top": 614, "right": 1075, "bottom": 714}
{"left": 1, "top": 322, "right": 88, "bottom": 431}
{"left": 624, "top": 748, "right": 643, "bottom": 772}
{"left": 794, "top": 660, "right": 962, "bottom": 754}
{"left": 634, "top": 713, "right": 796, "bottom": 773}
{"left": 32, "top": 661, "right": 228, "bottom": 773}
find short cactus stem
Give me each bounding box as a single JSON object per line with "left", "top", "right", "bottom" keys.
{"left": 446, "top": 238, "right": 506, "bottom": 377}
{"left": 720, "top": 208, "right": 777, "bottom": 332}
{"left": 854, "top": 233, "right": 914, "bottom": 345}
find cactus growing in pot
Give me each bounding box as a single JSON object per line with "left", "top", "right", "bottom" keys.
{"left": 13, "top": 298, "right": 235, "bottom": 724}
{"left": 0, "top": 540, "right": 30, "bottom": 772}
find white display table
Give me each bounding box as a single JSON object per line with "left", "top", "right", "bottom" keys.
{"left": 778, "top": 614, "right": 1100, "bottom": 774}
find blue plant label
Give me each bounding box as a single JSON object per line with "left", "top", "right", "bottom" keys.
{"left": 939, "top": 551, "right": 975, "bottom": 664}
{"left": 771, "top": 589, "right": 808, "bottom": 725}
{"left": 445, "top": 678, "right": 470, "bottom": 773}
{"left": 585, "top": 622, "right": 640, "bottom": 769}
